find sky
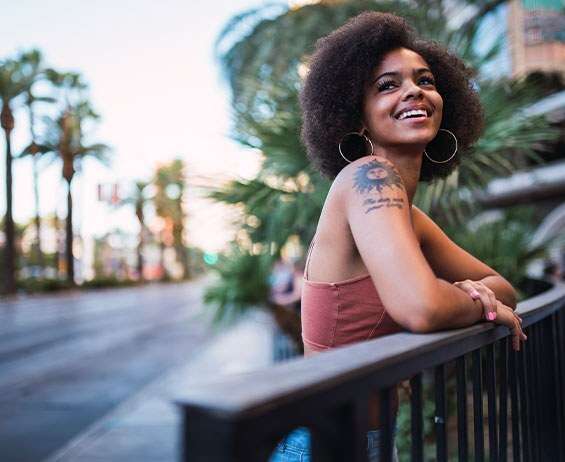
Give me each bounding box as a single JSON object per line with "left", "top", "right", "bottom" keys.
{"left": 0, "top": 0, "right": 272, "bottom": 254}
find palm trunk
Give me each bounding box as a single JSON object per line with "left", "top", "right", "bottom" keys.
{"left": 173, "top": 221, "right": 189, "bottom": 279}
{"left": 32, "top": 153, "right": 44, "bottom": 272}
{"left": 65, "top": 178, "right": 74, "bottom": 285}
{"left": 28, "top": 101, "right": 44, "bottom": 274}
{"left": 135, "top": 203, "right": 145, "bottom": 281}
{"left": 159, "top": 236, "right": 168, "bottom": 280}
{"left": 137, "top": 227, "right": 144, "bottom": 281}
{"left": 1, "top": 104, "right": 16, "bottom": 295}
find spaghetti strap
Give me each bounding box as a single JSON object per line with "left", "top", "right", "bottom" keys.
{"left": 304, "top": 235, "right": 316, "bottom": 280}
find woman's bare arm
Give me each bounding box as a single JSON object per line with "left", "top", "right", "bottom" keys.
{"left": 340, "top": 155, "right": 484, "bottom": 333}
{"left": 413, "top": 205, "right": 518, "bottom": 310}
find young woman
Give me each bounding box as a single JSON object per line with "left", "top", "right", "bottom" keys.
{"left": 270, "top": 11, "right": 526, "bottom": 462}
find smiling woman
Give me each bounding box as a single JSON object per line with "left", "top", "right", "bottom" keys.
{"left": 269, "top": 10, "right": 525, "bottom": 462}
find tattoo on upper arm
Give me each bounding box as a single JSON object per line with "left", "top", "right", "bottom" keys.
{"left": 353, "top": 159, "right": 405, "bottom": 213}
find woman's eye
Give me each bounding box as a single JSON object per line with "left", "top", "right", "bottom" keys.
{"left": 376, "top": 80, "right": 396, "bottom": 91}
{"left": 420, "top": 76, "right": 436, "bottom": 86}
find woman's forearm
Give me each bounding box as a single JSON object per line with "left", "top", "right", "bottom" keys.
{"left": 423, "top": 278, "right": 485, "bottom": 332}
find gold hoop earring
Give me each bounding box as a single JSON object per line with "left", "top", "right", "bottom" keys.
{"left": 424, "top": 128, "right": 458, "bottom": 164}
{"left": 338, "top": 132, "right": 374, "bottom": 163}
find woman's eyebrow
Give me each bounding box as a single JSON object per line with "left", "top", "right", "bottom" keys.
{"left": 373, "top": 67, "right": 433, "bottom": 82}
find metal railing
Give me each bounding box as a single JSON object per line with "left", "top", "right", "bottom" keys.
{"left": 176, "top": 281, "right": 565, "bottom": 461}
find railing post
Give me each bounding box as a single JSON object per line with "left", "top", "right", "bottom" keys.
{"left": 182, "top": 407, "right": 235, "bottom": 462}
{"left": 517, "top": 336, "right": 531, "bottom": 462}
{"left": 472, "top": 348, "right": 485, "bottom": 461}
{"left": 410, "top": 373, "right": 424, "bottom": 462}
{"left": 379, "top": 386, "right": 395, "bottom": 462}
{"left": 336, "top": 391, "right": 371, "bottom": 462}
{"left": 485, "top": 343, "right": 498, "bottom": 462}
{"left": 497, "top": 338, "right": 508, "bottom": 462}
{"left": 456, "top": 356, "right": 468, "bottom": 462}
{"left": 509, "top": 346, "right": 521, "bottom": 462}
{"left": 434, "top": 364, "right": 447, "bottom": 461}
{"left": 552, "top": 312, "right": 565, "bottom": 460}
{"left": 527, "top": 325, "right": 540, "bottom": 461}
{"left": 541, "top": 315, "right": 560, "bottom": 460}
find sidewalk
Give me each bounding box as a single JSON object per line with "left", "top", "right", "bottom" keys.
{"left": 45, "top": 308, "right": 280, "bottom": 462}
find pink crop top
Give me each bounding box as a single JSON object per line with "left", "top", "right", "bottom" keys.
{"left": 301, "top": 236, "right": 405, "bottom": 352}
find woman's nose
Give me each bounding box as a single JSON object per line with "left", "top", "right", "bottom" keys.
{"left": 402, "top": 81, "right": 423, "bottom": 100}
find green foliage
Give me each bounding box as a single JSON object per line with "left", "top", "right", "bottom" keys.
{"left": 16, "top": 278, "right": 72, "bottom": 293}
{"left": 443, "top": 205, "right": 563, "bottom": 300}
{"left": 208, "top": 174, "right": 328, "bottom": 253}
{"left": 203, "top": 245, "right": 272, "bottom": 332}
{"left": 81, "top": 276, "right": 139, "bottom": 290}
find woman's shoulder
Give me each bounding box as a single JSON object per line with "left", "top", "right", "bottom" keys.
{"left": 330, "top": 155, "right": 406, "bottom": 209}
{"left": 333, "top": 155, "right": 401, "bottom": 189}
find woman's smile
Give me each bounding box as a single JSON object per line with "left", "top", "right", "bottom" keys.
{"left": 394, "top": 113, "right": 431, "bottom": 125}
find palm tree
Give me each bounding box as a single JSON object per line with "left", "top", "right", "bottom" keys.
{"left": 38, "top": 71, "right": 111, "bottom": 284}
{"left": 18, "top": 49, "right": 56, "bottom": 275}
{"left": 154, "top": 159, "right": 189, "bottom": 279}
{"left": 0, "top": 56, "right": 34, "bottom": 294}
{"left": 62, "top": 110, "right": 109, "bottom": 285}
{"left": 33, "top": 83, "right": 110, "bottom": 284}
{"left": 120, "top": 181, "right": 151, "bottom": 281}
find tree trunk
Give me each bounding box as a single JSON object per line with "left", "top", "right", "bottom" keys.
{"left": 135, "top": 203, "right": 145, "bottom": 281}
{"left": 65, "top": 178, "right": 74, "bottom": 285}
{"left": 1, "top": 104, "right": 16, "bottom": 295}
{"left": 159, "top": 235, "right": 168, "bottom": 280}
{"left": 28, "top": 98, "right": 44, "bottom": 274}
{"left": 137, "top": 226, "right": 144, "bottom": 281}
{"left": 173, "top": 222, "right": 190, "bottom": 280}
{"left": 32, "top": 153, "right": 44, "bottom": 272}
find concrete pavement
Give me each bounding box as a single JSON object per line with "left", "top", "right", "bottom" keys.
{"left": 0, "top": 278, "right": 281, "bottom": 462}
{"left": 45, "top": 308, "right": 278, "bottom": 462}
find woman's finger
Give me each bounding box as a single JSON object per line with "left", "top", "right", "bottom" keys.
{"left": 511, "top": 327, "right": 520, "bottom": 351}
{"left": 487, "top": 290, "right": 498, "bottom": 318}
{"left": 476, "top": 289, "right": 495, "bottom": 320}
{"left": 514, "top": 335, "right": 520, "bottom": 351}
{"left": 479, "top": 284, "right": 497, "bottom": 319}
{"left": 513, "top": 323, "right": 527, "bottom": 345}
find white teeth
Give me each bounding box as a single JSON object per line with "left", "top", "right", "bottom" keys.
{"left": 397, "top": 109, "right": 428, "bottom": 120}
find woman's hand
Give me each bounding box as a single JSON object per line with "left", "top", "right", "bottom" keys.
{"left": 491, "top": 300, "right": 527, "bottom": 351}
{"left": 453, "top": 279, "right": 498, "bottom": 321}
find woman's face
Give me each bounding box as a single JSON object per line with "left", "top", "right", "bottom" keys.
{"left": 362, "top": 47, "right": 443, "bottom": 150}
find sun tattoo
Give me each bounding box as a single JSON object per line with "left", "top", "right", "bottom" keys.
{"left": 353, "top": 160, "right": 404, "bottom": 195}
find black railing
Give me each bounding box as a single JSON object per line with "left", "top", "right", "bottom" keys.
{"left": 176, "top": 281, "right": 565, "bottom": 461}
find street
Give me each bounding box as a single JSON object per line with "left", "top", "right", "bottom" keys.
{"left": 0, "top": 279, "right": 217, "bottom": 462}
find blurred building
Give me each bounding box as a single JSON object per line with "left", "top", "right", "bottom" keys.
{"left": 508, "top": 0, "right": 565, "bottom": 77}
